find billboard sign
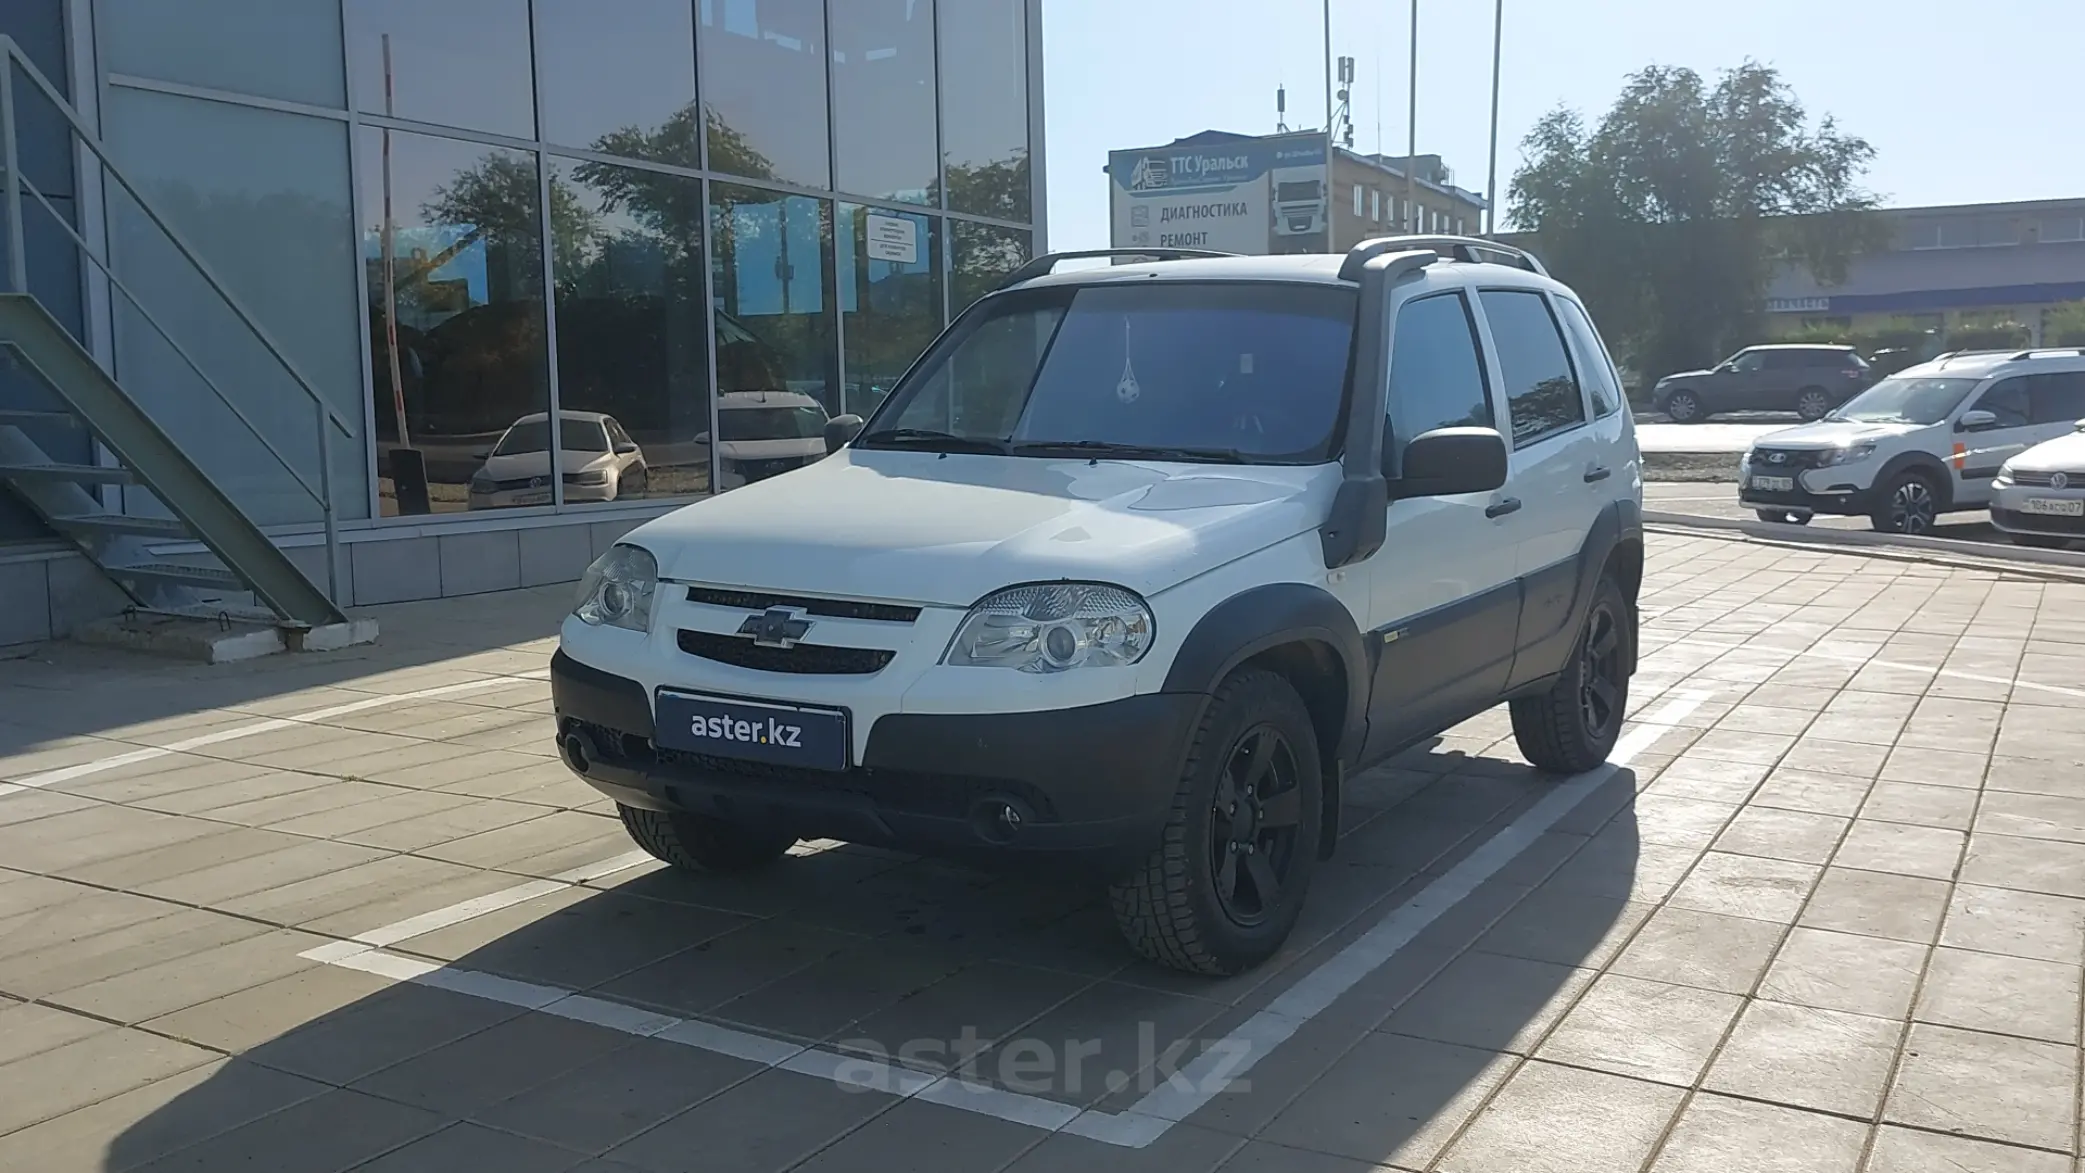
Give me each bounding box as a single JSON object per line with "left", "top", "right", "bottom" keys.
{"left": 1108, "top": 133, "right": 1329, "bottom": 256}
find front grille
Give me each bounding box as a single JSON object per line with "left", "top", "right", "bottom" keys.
{"left": 650, "top": 749, "right": 1060, "bottom": 821}
{"left": 677, "top": 629, "right": 894, "bottom": 675}
{"left": 683, "top": 588, "right": 920, "bottom": 624}
{"left": 1750, "top": 448, "right": 1828, "bottom": 470}
{"left": 2009, "top": 470, "right": 2085, "bottom": 488}
{"left": 492, "top": 477, "right": 553, "bottom": 492}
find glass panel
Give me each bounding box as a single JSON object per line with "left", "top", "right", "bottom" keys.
{"left": 838, "top": 204, "right": 940, "bottom": 418}
{"left": 1388, "top": 293, "right": 1494, "bottom": 442}
{"left": 346, "top": 0, "right": 535, "bottom": 138}
{"left": 867, "top": 283, "right": 1356, "bottom": 462}
{"left": 360, "top": 128, "right": 549, "bottom": 516}
{"left": 533, "top": 0, "right": 698, "bottom": 165}
{"left": 698, "top": 0, "right": 831, "bottom": 189}
{"left": 938, "top": 0, "right": 1030, "bottom": 221}
{"left": 949, "top": 223, "right": 1030, "bottom": 316}
{"left": 1974, "top": 378, "right": 2029, "bottom": 428}
{"left": 549, "top": 157, "right": 711, "bottom": 506}
{"left": 1554, "top": 297, "right": 1624, "bottom": 419}
{"left": 2029, "top": 373, "right": 2085, "bottom": 424}
{"left": 831, "top": 0, "right": 937, "bottom": 203}
{"left": 104, "top": 88, "right": 368, "bottom": 524}
{"left": 709, "top": 183, "right": 838, "bottom": 489}
{"left": 1478, "top": 289, "right": 1586, "bottom": 448}
{"left": 102, "top": 0, "right": 346, "bottom": 107}
{"left": 550, "top": 156, "right": 713, "bottom": 504}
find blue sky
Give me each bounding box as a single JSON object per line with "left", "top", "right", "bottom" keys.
{"left": 1039, "top": 0, "right": 2084, "bottom": 249}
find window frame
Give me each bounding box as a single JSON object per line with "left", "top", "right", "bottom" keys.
{"left": 1971, "top": 376, "right": 2031, "bottom": 428}
{"left": 1382, "top": 288, "right": 1499, "bottom": 473}
{"left": 1474, "top": 285, "right": 1591, "bottom": 450}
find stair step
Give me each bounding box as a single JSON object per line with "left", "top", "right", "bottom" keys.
{"left": 105, "top": 561, "right": 246, "bottom": 592}
{"left": 49, "top": 513, "right": 192, "bottom": 539}
{"left": 0, "top": 409, "right": 79, "bottom": 427}
{"left": 0, "top": 460, "right": 132, "bottom": 484}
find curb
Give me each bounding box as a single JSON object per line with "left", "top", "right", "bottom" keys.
{"left": 1644, "top": 510, "right": 2085, "bottom": 583}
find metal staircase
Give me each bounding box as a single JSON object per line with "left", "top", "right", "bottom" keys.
{"left": 0, "top": 35, "right": 352, "bottom": 633}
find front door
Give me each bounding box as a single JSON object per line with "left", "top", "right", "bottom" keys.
{"left": 1718, "top": 349, "right": 1768, "bottom": 410}
{"left": 1362, "top": 284, "right": 1521, "bottom": 760}
{"left": 1951, "top": 377, "right": 2042, "bottom": 506}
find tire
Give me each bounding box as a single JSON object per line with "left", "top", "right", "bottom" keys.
{"left": 1511, "top": 576, "right": 1634, "bottom": 774}
{"left": 617, "top": 804, "right": 796, "bottom": 874}
{"left": 625, "top": 470, "right": 650, "bottom": 497}
{"left": 1109, "top": 669, "right": 1324, "bottom": 976}
{"left": 1870, "top": 471, "right": 1941, "bottom": 535}
{"left": 1754, "top": 509, "right": 1812, "bottom": 525}
{"left": 1795, "top": 387, "right": 1832, "bottom": 422}
{"left": 1663, "top": 389, "right": 1704, "bottom": 423}
{"left": 2010, "top": 532, "right": 2071, "bottom": 549}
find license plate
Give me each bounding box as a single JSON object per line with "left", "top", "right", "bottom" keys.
{"left": 513, "top": 491, "right": 552, "bottom": 506}
{"left": 653, "top": 691, "right": 849, "bottom": 771}
{"left": 2022, "top": 497, "right": 2085, "bottom": 517}
{"left": 1750, "top": 475, "right": 1794, "bottom": 492}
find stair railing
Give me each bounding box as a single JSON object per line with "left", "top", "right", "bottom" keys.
{"left": 0, "top": 35, "right": 353, "bottom": 604}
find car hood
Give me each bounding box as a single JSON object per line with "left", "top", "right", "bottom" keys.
{"left": 481, "top": 449, "right": 611, "bottom": 479}
{"left": 1660, "top": 368, "right": 1714, "bottom": 384}
{"left": 1754, "top": 419, "right": 1927, "bottom": 450}
{"left": 631, "top": 449, "right": 1338, "bottom": 606}
{"left": 2013, "top": 430, "right": 2085, "bottom": 470}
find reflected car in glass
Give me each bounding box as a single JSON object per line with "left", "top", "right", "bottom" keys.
{"left": 700, "top": 391, "right": 833, "bottom": 490}
{"left": 468, "top": 411, "right": 648, "bottom": 509}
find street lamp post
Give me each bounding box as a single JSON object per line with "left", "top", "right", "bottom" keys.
{"left": 1404, "top": 0, "right": 1417, "bottom": 229}
{"left": 1484, "top": 0, "right": 1504, "bottom": 236}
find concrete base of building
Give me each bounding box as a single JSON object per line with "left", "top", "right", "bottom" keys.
{"left": 74, "top": 613, "right": 381, "bottom": 664}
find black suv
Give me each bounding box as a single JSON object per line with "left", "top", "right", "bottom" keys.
{"left": 1652, "top": 344, "right": 1873, "bottom": 423}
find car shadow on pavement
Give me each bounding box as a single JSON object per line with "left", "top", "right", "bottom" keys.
{"left": 88, "top": 752, "right": 1642, "bottom": 1172}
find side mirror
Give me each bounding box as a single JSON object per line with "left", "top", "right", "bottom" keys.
{"left": 1394, "top": 427, "right": 1509, "bottom": 498}
{"left": 1958, "top": 409, "right": 1998, "bottom": 432}
{"left": 470, "top": 449, "right": 491, "bottom": 461}
{"left": 824, "top": 413, "right": 865, "bottom": 454}
{"left": 615, "top": 441, "right": 640, "bottom": 455}
{"left": 692, "top": 431, "right": 711, "bottom": 445}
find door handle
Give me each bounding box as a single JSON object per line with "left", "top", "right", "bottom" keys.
{"left": 1583, "top": 466, "right": 1612, "bottom": 483}
{"left": 1485, "top": 497, "right": 1522, "bottom": 519}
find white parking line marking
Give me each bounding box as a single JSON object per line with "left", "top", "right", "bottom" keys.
{"left": 296, "top": 689, "right": 1711, "bottom": 1146}
{"left": 6, "top": 669, "right": 552, "bottom": 791}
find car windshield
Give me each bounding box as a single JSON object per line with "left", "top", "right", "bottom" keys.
{"left": 858, "top": 282, "right": 1357, "bottom": 463}
{"left": 490, "top": 419, "right": 609, "bottom": 455}
{"left": 1827, "top": 377, "right": 1981, "bottom": 425}
{"left": 719, "top": 406, "right": 828, "bottom": 441}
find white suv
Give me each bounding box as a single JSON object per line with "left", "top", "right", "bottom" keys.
{"left": 1740, "top": 349, "right": 2085, "bottom": 533}
{"left": 552, "top": 237, "right": 1646, "bottom": 975}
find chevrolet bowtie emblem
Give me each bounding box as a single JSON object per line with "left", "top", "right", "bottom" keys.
{"left": 739, "top": 607, "right": 813, "bottom": 649}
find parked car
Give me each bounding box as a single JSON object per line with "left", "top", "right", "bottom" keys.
{"left": 698, "top": 391, "right": 833, "bottom": 490}
{"left": 1653, "top": 344, "right": 1873, "bottom": 423}
{"left": 468, "top": 411, "right": 647, "bottom": 509}
{"left": 1739, "top": 349, "right": 2085, "bottom": 533}
{"left": 1992, "top": 417, "right": 2085, "bottom": 548}
{"left": 552, "top": 236, "right": 1644, "bottom": 975}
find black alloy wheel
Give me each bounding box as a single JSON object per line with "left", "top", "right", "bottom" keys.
{"left": 1576, "top": 600, "right": 1625, "bottom": 744}
{"left": 1878, "top": 475, "right": 1939, "bottom": 534}
{"left": 1207, "top": 726, "right": 1304, "bottom": 927}
{"left": 1795, "top": 388, "right": 1832, "bottom": 421}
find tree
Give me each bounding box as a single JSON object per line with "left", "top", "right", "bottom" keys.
{"left": 1509, "top": 63, "right": 1884, "bottom": 382}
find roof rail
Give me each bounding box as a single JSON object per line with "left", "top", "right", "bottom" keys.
{"left": 994, "top": 248, "right": 1240, "bottom": 291}
{"left": 1345, "top": 234, "right": 1547, "bottom": 276}
{"left": 2008, "top": 347, "right": 2085, "bottom": 361}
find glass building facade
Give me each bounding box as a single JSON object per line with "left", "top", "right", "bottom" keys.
{"left": 24, "top": 0, "right": 1042, "bottom": 545}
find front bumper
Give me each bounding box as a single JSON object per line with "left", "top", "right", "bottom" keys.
{"left": 1736, "top": 466, "right": 1879, "bottom": 517}
{"left": 1990, "top": 483, "right": 2085, "bottom": 537}
{"left": 549, "top": 650, "right": 1204, "bottom": 874}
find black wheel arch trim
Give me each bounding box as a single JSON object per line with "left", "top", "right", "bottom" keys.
{"left": 1161, "top": 582, "right": 1371, "bottom": 860}
{"left": 1873, "top": 452, "right": 1955, "bottom": 510}
{"left": 1555, "top": 498, "right": 1644, "bottom": 678}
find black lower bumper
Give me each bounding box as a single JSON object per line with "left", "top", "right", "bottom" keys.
{"left": 1737, "top": 480, "right": 1878, "bottom": 517}
{"left": 549, "top": 650, "right": 1203, "bottom": 875}
{"left": 1993, "top": 506, "right": 2085, "bottom": 537}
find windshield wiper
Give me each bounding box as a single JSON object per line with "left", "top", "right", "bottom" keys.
{"left": 1008, "top": 439, "right": 1250, "bottom": 464}
{"left": 856, "top": 427, "right": 1009, "bottom": 454}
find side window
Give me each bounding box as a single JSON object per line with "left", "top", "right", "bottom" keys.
{"left": 1478, "top": 289, "right": 1587, "bottom": 448}
{"left": 1766, "top": 351, "right": 1813, "bottom": 371}
{"left": 1553, "top": 297, "right": 1624, "bottom": 419}
{"left": 1728, "top": 351, "right": 1765, "bottom": 373}
{"left": 2027, "top": 372, "right": 2085, "bottom": 424}
{"left": 1386, "top": 292, "right": 1493, "bottom": 453}
{"left": 1974, "top": 377, "right": 2030, "bottom": 427}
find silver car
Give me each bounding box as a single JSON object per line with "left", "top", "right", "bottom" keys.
{"left": 1992, "top": 420, "right": 2085, "bottom": 548}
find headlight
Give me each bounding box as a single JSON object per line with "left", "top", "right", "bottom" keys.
{"left": 469, "top": 470, "right": 497, "bottom": 493}
{"left": 1815, "top": 441, "right": 1876, "bottom": 468}
{"left": 573, "top": 544, "right": 658, "bottom": 632}
{"left": 572, "top": 470, "right": 611, "bottom": 486}
{"left": 1738, "top": 449, "right": 1753, "bottom": 470}
{"left": 943, "top": 583, "right": 1153, "bottom": 673}
{"left": 1995, "top": 461, "right": 2015, "bottom": 487}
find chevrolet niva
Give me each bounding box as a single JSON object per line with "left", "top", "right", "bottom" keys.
{"left": 552, "top": 237, "right": 1645, "bottom": 975}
